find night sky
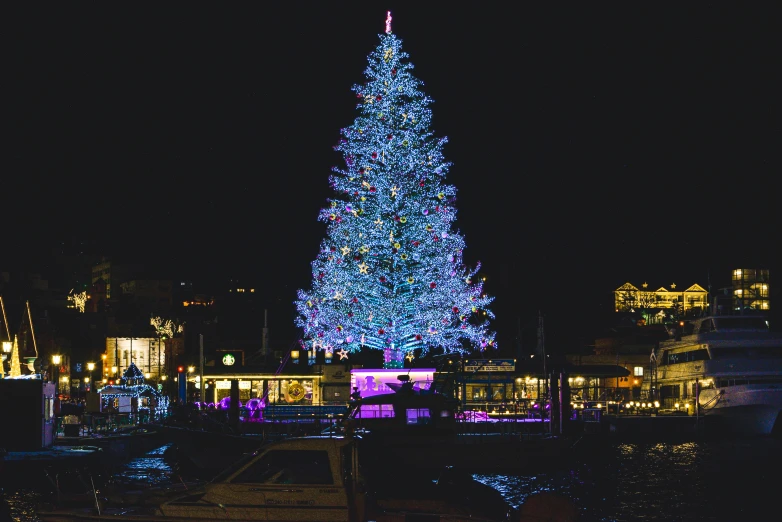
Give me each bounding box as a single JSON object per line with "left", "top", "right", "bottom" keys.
{"left": 6, "top": 4, "right": 779, "bottom": 351}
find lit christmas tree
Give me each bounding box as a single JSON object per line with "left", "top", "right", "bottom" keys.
{"left": 9, "top": 335, "right": 22, "bottom": 378}
{"left": 295, "top": 12, "right": 497, "bottom": 369}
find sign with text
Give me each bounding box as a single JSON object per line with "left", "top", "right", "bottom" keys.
{"left": 464, "top": 359, "right": 515, "bottom": 372}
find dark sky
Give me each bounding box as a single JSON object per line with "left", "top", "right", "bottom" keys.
{"left": 6, "top": 3, "right": 779, "bottom": 350}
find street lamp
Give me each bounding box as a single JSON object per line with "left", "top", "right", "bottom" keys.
{"left": 1, "top": 341, "right": 11, "bottom": 377}
{"left": 87, "top": 362, "right": 95, "bottom": 392}
{"left": 52, "top": 354, "right": 62, "bottom": 393}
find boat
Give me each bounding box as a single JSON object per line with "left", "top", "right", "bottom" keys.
{"left": 654, "top": 313, "right": 782, "bottom": 435}
{"left": 36, "top": 434, "right": 522, "bottom": 521}
{"left": 55, "top": 425, "right": 164, "bottom": 460}
{"left": 345, "top": 375, "right": 578, "bottom": 473}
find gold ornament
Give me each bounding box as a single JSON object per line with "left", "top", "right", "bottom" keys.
{"left": 288, "top": 382, "right": 306, "bottom": 402}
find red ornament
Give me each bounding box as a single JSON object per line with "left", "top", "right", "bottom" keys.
{"left": 369, "top": 186, "right": 377, "bottom": 192}
{"left": 376, "top": 95, "right": 382, "bottom": 101}
{"left": 352, "top": 297, "right": 359, "bottom": 303}
{"left": 430, "top": 282, "right": 437, "bottom": 289}
{"left": 452, "top": 307, "right": 459, "bottom": 314}
{"left": 391, "top": 69, "right": 396, "bottom": 75}
{"left": 372, "top": 152, "right": 378, "bottom": 159}
{"left": 415, "top": 334, "right": 422, "bottom": 340}
{"left": 387, "top": 134, "right": 393, "bottom": 140}
{"left": 419, "top": 181, "right": 425, "bottom": 187}
{"left": 378, "top": 328, "right": 385, "bottom": 335}
{"left": 330, "top": 246, "right": 336, "bottom": 252}
{"left": 380, "top": 276, "right": 387, "bottom": 283}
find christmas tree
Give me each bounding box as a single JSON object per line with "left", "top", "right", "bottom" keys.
{"left": 295, "top": 12, "right": 497, "bottom": 369}
{"left": 9, "top": 335, "right": 22, "bottom": 377}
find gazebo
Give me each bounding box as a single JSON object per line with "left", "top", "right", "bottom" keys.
{"left": 98, "top": 363, "right": 168, "bottom": 420}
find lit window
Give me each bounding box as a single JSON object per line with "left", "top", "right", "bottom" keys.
{"left": 634, "top": 366, "right": 644, "bottom": 377}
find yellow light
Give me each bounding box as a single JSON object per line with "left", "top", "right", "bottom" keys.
{"left": 145, "top": 373, "right": 151, "bottom": 379}
{"left": 675, "top": 403, "right": 680, "bottom": 409}
{"left": 52, "top": 354, "right": 62, "bottom": 365}
{"left": 290, "top": 350, "right": 300, "bottom": 360}
{"left": 1, "top": 341, "right": 11, "bottom": 353}
{"left": 596, "top": 404, "right": 602, "bottom": 409}
{"left": 61, "top": 376, "right": 68, "bottom": 382}
{"left": 654, "top": 401, "right": 660, "bottom": 408}
{"left": 111, "top": 366, "right": 118, "bottom": 374}
{"left": 84, "top": 377, "right": 90, "bottom": 383}
{"left": 188, "top": 366, "right": 195, "bottom": 373}
{"left": 102, "top": 378, "right": 107, "bottom": 384}
{"left": 87, "top": 362, "right": 95, "bottom": 371}
{"left": 162, "top": 375, "right": 167, "bottom": 381}
{"left": 102, "top": 354, "right": 107, "bottom": 360}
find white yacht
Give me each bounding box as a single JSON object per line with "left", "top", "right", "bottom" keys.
{"left": 654, "top": 314, "right": 782, "bottom": 435}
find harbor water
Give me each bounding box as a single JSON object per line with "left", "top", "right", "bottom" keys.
{"left": 3, "top": 435, "right": 781, "bottom": 522}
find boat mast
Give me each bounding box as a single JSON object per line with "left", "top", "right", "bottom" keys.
{"left": 0, "top": 295, "right": 10, "bottom": 341}
{"left": 26, "top": 300, "right": 39, "bottom": 358}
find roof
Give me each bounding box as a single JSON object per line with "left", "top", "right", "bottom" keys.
{"left": 563, "top": 364, "right": 631, "bottom": 378}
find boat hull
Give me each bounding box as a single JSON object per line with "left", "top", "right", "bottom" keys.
{"left": 699, "top": 386, "right": 782, "bottom": 435}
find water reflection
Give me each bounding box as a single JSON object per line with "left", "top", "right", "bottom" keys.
{"left": 1, "top": 443, "right": 179, "bottom": 522}
{"left": 474, "top": 436, "right": 782, "bottom": 522}
{"left": 111, "top": 443, "right": 174, "bottom": 487}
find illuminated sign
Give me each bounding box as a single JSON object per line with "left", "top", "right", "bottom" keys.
{"left": 222, "top": 353, "right": 236, "bottom": 366}
{"left": 464, "top": 359, "right": 515, "bottom": 372}
{"left": 350, "top": 368, "right": 435, "bottom": 398}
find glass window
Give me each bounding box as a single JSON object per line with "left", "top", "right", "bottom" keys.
{"left": 634, "top": 366, "right": 644, "bottom": 377}
{"left": 231, "top": 450, "right": 333, "bottom": 485}
{"left": 406, "top": 408, "right": 431, "bottom": 425}
{"left": 358, "top": 405, "right": 377, "bottom": 418}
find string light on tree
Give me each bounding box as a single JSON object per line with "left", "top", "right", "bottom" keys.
{"left": 9, "top": 335, "right": 22, "bottom": 378}
{"left": 67, "top": 289, "right": 89, "bottom": 313}
{"left": 295, "top": 12, "right": 497, "bottom": 369}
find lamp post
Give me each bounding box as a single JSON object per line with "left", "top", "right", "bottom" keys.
{"left": 187, "top": 366, "right": 195, "bottom": 402}
{"left": 52, "top": 354, "right": 62, "bottom": 395}
{"left": 87, "top": 362, "right": 95, "bottom": 392}
{"left": 1, "top": 341, "right": 11, "bottom": 378}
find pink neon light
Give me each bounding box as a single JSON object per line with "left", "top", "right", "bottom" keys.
{"left": 385, "top": 11, "right": 392, "bottom": 34}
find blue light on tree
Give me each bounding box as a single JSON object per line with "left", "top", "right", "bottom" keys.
{"left": 295, "top": 12, "right": 497, "bottom": 369}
